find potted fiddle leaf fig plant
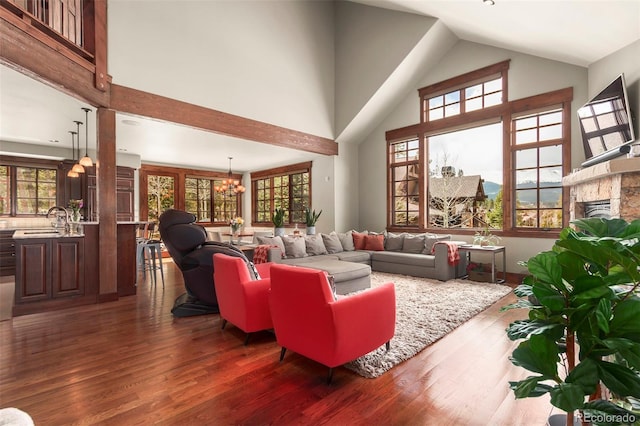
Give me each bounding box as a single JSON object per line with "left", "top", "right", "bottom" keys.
{"left": 503, "top": 217, "right": 640, "bottom": 426}
{"left": 272, "top": 207, "right": 285, "bottom": 237}
{"left": 304, "top": 207, "right": 322, "bottom": 235}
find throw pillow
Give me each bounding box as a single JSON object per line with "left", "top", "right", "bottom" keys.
{"left": 384, "top": 232, "right": 405, "bottom": 251}
{"left": 321, "top": 232, "right": 344, "bottom": 254}
{"left": 282, "top": 235, "right": 307, "bottom": 258}
{"left": 337, "top": 230, "right": 355, "bottom": 251}
{"left": 325, "top": 273, "right": 337, "bottom": 301}
{"left": 352, "top": 231, "right": 368, "bottom": 251}
{"left": 424, "top": 234, "right": 451, "bottom": 254}
{"left": 305, "top": 234, "right": 328, "bottom": 256}
{"left": 257, "top": 236, "right": 286, "bottom": 258}
{"left": 402, "top": 234, "right": 426, "bottom": 254}
{"left": 364, "top": 234, "right": 385, "bottom": 251}
{"left": 248, "top": 261, "right": 261, "bottom": 280}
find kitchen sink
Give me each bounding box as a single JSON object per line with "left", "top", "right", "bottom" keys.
{"left": 22, "top": 230, "right": 60, "bottom": 234}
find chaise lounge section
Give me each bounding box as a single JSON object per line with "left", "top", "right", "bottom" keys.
{"left": 259, "top": 230, "right": 466, "bottom": 294}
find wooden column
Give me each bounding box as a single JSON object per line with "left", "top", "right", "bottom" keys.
{"left": 97, "top": 107, "right": 118, "bottom": 301}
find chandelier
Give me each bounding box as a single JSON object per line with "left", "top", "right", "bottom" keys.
{"left": 215, "top": 157, "right": 246, "bottom": 194}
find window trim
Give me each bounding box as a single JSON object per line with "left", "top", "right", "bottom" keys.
{"left": 387, "top": 137, "right": 424, "bottom": 227}
{"left": 387, "top": 61, "right": 573, "bottom": 237}
{"left": 139, "top": 163, "right": 243, "bottom": 226}
{"left": 250, "top": 161, "right": 312, "bottom": 227}
{"left": 0, "top": 155, "right": 60, "bottom": 217}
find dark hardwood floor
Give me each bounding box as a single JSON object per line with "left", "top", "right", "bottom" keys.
{"left": 0, "top": 261, "right": 554, "bottom": 425}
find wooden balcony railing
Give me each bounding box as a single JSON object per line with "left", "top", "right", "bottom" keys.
{"left": 1, "top": 0, "right": 93, "bottom": 61}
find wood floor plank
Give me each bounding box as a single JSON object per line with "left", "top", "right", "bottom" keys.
{"left": 0, "top": 261, "right": 552, "bottom": 425}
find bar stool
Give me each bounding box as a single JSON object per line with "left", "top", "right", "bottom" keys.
{"left": 137, "top": 238, "right": 165, "bottom": 288}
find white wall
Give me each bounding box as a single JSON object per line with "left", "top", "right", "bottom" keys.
{"left": 357, "top": 40, "right": 590, "bottom": 274}
{"left": 108, "top": 0, "right": 335, "bottom": 140}
{"left": 334, "top": 1, "right": 436, "bottom": 136}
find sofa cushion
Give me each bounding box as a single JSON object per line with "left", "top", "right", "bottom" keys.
{"left": 402, "top": 234, "right": 426, "bottom": 254}
{"left": 337, "top": 230, "right": 355, "bottom": 251}
{"left": 334, "top": 250, "right": 371, "bottom": 264}
{"left": 257, "top": 235, "right": 286, "bottom": 258}
{"left": 282, "top": 235, "right": 307, "bottom": 258}
{"left": 424, "top": 234, "right": 451, "bottom": 254}
{"left": 384, "top": 232, "right": 405, "bottom": 251}
{"left": 352, "top": 231, "right": 368, "bottom": 250}
{"left": 322, "top": 232, "right": 344, "bottom": 254}
{"left": 364, "top": 234, "right": 385, "bottom": 251}
{"left": 371, "top": 251, "right": 436, "bottom": 268}
{"left": 305, "top": 234, "right": 328, "bottom": 256}
{"left": 304, "top": 259, "right": 371, "bottom": 283}
{"left": 279, "top": 254, "right": 339, "bottom": 265}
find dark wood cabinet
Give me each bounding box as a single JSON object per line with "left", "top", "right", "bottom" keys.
{"left": 59, "top": 160, "right": 87, "bottom": 213}
{"left": 15, "top": 237, "right": 84, "bottom": 305}
{"left": 0, "top": 230, "right": 16, "bottom": 277}
{"left": 116, "top": 167, "right": 135, "bottom": 222}
{"left": 85, "top": 165, "right": 135, "bottom": 222}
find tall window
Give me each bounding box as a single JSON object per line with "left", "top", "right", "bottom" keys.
{"left": 251, "top": 162, "right": 311, "bottom": 225}
{"left": 512, "top": 108, "right": 564, "bottom": 229}
{"left": 140, "top": 164, "right": 244, "bottom": 225}
{"left": 0, "top": 166, "right": 9, "bottom": 215}
{"left": 427, "top": 123, "right": 503, "bottom": 229}
{"left": 389, "top": 139, "right": 420, "bottom": 226}
{"left": 185, "top": 177, "right": 211, "bottom": 222}
{"left": 12, "top": 166, "right": 57, "bottom": 215}
{"left": 387, "top": 60, "right": 571, "bottom": 235}
{"left": 185, "top": 177, "right": 240, "bottom": 223}
{"left": 147, "top": 174, "right": 175, "bottom": 222}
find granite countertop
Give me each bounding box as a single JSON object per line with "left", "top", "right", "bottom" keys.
{"left": 13, "top": 229, "right": 85, "bottom": 239}
{"left": 0, "top": 221, "right": 147, "bottom": 232}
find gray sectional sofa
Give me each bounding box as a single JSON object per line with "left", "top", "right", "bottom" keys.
{"left": 258, "top": 230, "right": 467, "bottom": 294}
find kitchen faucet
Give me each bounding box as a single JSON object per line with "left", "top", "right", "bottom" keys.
{"left": 47, "top": 206, "right": 71, "bottom": 234}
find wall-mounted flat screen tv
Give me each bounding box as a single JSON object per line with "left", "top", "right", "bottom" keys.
{"left": 578, "top": 73, "right": 635, "bottom": 167}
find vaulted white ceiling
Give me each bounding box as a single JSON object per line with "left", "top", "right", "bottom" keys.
{"left": 1, "top": 0, "right": 638, "bottom": 172}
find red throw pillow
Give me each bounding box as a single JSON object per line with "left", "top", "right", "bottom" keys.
{"left": 352, "top": 231, "right": 367, "bottom": 250}
{"left": 364, "top": 234, "right": 385, "bottom": 251}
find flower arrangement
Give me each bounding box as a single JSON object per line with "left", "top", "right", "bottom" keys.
{"left": 230, "top": 217, "right": 244, "bottom": 233}
{"left": 68, "top": 199, "right": 83, "bottom": 222}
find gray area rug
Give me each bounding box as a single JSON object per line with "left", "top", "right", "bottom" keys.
{"left": 344, "top": 271, "right": 512, "bottom": 378}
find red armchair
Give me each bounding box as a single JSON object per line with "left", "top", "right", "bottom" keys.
{"left": 269, "top": 264, "right": 396, "bottom": 383}
{"left": 213, "top": 253, "right": 273, "bottom": 345}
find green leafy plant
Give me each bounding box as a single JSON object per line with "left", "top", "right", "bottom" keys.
{"left": 503, "top": 218, "right": 640, "bottom": 426}
{"left": 304, "top": 207, "right": 322, "bottom": 227}
{"left": 272, "top": 207, "right": 285, "bottom": 228}
{"left": 473, "top": 227, "right": 501, "bottom": 246}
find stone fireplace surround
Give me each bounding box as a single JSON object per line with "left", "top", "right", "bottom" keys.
{"left": 562, "top": 157, "right": 640, "bottom": 222}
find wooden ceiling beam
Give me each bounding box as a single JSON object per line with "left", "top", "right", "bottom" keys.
{"left": 110, "top": 84, "right": 338, "bottom": 157}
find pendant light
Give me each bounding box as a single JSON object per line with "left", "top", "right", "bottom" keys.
{"left": 79, "top": 107, "right": 93, "bottom": 167}
{"left": 71, "top": 120, "right": 85, "bottom": 174}
{"left": 67, "top": 131, "right": 79, "bottom": 178}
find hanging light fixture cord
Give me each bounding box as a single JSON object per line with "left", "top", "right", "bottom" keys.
{"left": 79, "top": 108, "right": 93, "bottom": 167}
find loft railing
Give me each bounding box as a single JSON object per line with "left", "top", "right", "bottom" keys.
{"left": 1, "top": 0, "right": 93, "bottom": 60}
{"left": 11, "top": 0, "right": 83, "bottom": 46}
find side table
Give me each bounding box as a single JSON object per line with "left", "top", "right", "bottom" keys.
{"left": 458, "top": 245, "right": 506, "bottom": 284}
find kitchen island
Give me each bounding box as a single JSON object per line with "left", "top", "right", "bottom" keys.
{"left": 10, "top": 222, "right": 138, "bottom": 316}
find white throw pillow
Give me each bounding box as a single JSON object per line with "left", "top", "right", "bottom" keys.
{"left": 282, "top": 235, "right": 307, "bottom": 258}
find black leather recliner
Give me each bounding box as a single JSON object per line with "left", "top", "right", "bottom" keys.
{"left": 158, "top": 209, "right": 250, "bottom": 317}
